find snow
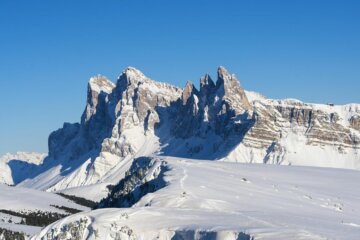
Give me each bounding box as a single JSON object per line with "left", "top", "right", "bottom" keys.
{"left": 58, "top": 183, "right": 111, "bottom": 202}
{"left": 123, "top": 67, "right": 182, "bottom": 99}
{"left": 0, "top": 161, "right": 12, "bottom": 186}
{"left": 278, "top": 131, "right": 360, "bottom": 169}
{"left": 0, "top": 152, "right": 46, "bottom": 185}
{"left": 18, "top": 164, "right": 65, "bottom": 190}
{"left": 0, "top": 212, "right": 22, "bottom": 224}
{"left": 244, "top": 90, "right": 266, "bottom": 103}
{"left": 33, "top": 157, "right": 360, "bottom": 239}
{"left": 0, "top": 222, "right": 42, "bottom": 237}
{"left": 0, "top": 184, "right": 90, "bottom": 237}
{"left": 17, "top": 125, "right": 164, "bottom": 202}
{"left": 224, "top": 129, "right": 360, "bottom": 169}
{"left": 0, "top": 184, "right": 89, "bottom": 213}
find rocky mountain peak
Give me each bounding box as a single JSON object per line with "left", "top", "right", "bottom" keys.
{"left": 200, "top": 74, "right": 215, "bottom": 89}
{"left": 182, "top": 81, "right": 199, "bottom": 105}
{"left": 89, "top": 75, "right": 115, "bottom": 94}
{"left": 216, "top": 66, "right": 238, "bottom": 90}
{"left": 216, "top": 66, "right": 230, "bottom": 84}
{"left": 214, "top": 66, "right": 252, "bottom": 112}
{"left": 199, "top": 74, "right": 215, "bottom": 102}
{"left": 116, "top": 67, "right": 146, "bottom": 87}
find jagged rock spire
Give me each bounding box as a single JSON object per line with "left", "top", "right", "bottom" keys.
{"left": 216, "top": 66, "right": 229, "bottom": 86}
{"left": 182, "top": 81, "right": 199, "bottom": 105}
{"left": 82, "top": 75, "right": 115, "bottom": 123}
{"left": 215, "top": 66, "right": 251, "bottom": 112}
{"left": 200, "top": 74, "right": 215, "bottom": 89}
{"left": 115, "top": 67, "right": 146, "bottom": 92}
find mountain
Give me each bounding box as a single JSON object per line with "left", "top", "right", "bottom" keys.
{"left": 1, "top": 66, "right": 359, "bottom": 199}
{"left": 2, "top": 66, "right": 360, "bottom": 239}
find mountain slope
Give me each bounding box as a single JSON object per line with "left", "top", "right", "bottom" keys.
{"left": 0, "top": 184, "right": 90, "bottom": 238}
{"left": 32, "top": 157, "right": 360, "bottom": 240}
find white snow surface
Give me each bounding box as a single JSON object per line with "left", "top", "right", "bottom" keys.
{"left": 33, "top": 157, "right": 360, "bottom": 240}
{"left": 58, "top": 182, "right": 111, "bottom": 202}
{"left": 0, "top": 184, "right": 90, "bottom": 237}
{"left": 0, "top": 184, "right": 89, "bottom": 213}
{"left": 0, "top": 222, "right": 42, "bottom": 238}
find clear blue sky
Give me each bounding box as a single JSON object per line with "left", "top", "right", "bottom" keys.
{"left": 0, "top": 0, "right": 359, "bottom": 155}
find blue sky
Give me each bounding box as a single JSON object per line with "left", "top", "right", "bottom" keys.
{"left": 0, "top": 0, "right": 359, "bottom": 155}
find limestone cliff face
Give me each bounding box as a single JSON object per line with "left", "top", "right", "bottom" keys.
{"left": 172, "top": 67, "right": 253, "bottom": 140}
{"left": 226, "top": 99, "right": 360, "bottom": 167}
{"left": 100, "top": 67, "right": 182, "bottom": 157}
{"left": 20, "top": 66, "right": 360, "bottom": 192}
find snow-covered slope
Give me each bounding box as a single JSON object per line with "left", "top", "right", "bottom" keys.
{"left": 0, "top": 184, "right": 90, "bottom": 238}
{"left": 33, "top": 157, "right": 360, "bottom": 239}
{"left": 0, "top": 184, "right": 88, "bottom": 213}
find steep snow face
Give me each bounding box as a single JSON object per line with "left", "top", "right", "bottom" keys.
{"left": 33, "top": 157, "right": 360, "bottom": 240}
{"left": 0, "top": 152, "right": 46, "bottom": 185}
{"left": 8, "top": 66, "right": 360, "bottom": 196}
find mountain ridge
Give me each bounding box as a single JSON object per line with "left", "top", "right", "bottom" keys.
{"left": 1, "top": 66, "right": 359, "bottom": 197}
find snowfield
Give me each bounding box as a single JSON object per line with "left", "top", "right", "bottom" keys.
{"left": 0, "top": 184, "right": 89, "bottom": 213}
{"left": 33, "top": 157, "right": 360, "bottom": 240}
{"left": 0, "top": 184, "right": 90, "bottom": 238}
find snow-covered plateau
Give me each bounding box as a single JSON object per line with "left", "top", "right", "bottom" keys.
{"left": 1, "top": 66, "right": 360, "bottom": 239}
{"left": 33, "top": 157, "right": 360, "bottom": 240}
